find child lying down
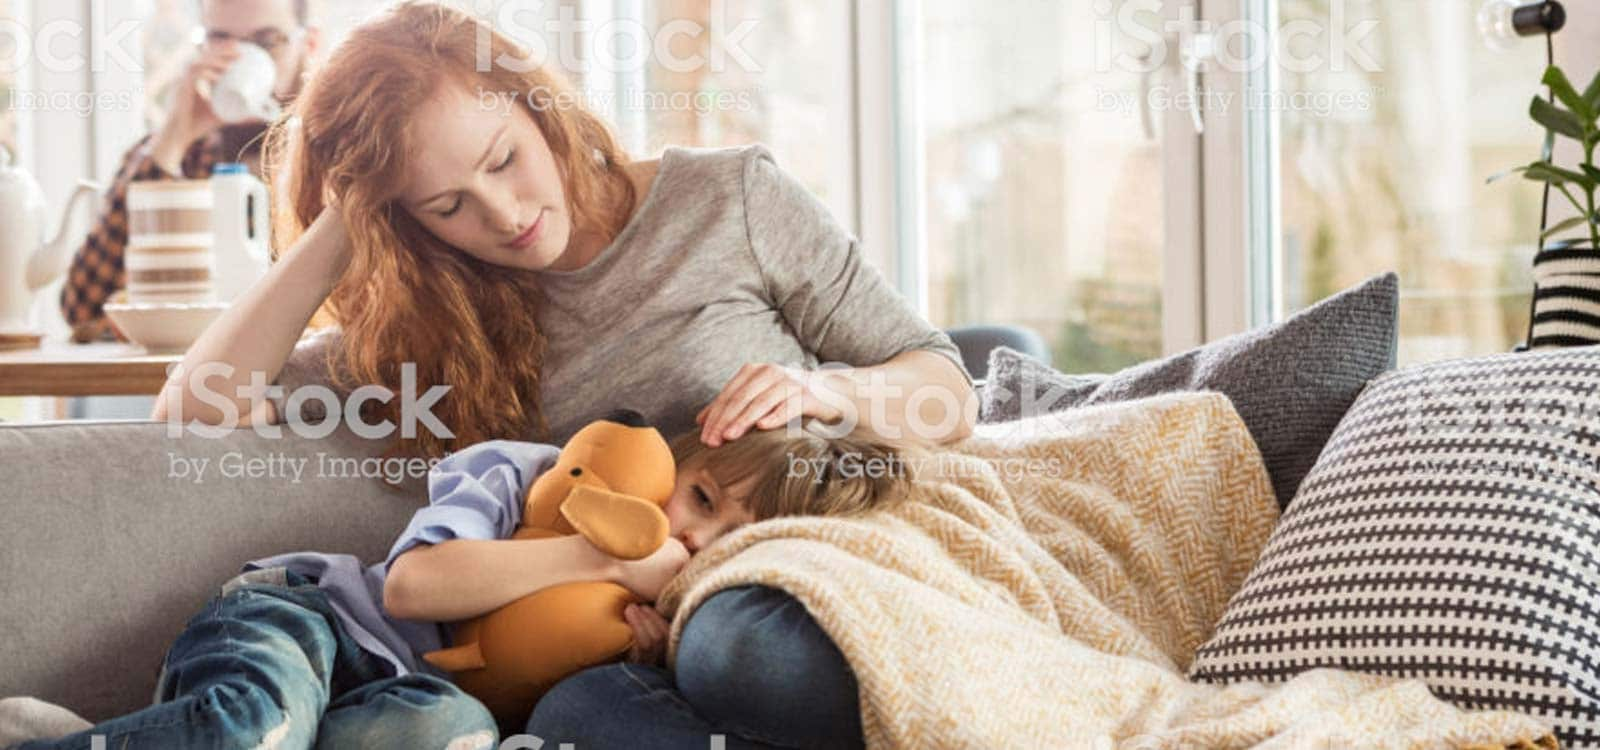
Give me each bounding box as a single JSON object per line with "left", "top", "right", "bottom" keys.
{"left": 5, "top": 417, "right": 918, "bottom": 749}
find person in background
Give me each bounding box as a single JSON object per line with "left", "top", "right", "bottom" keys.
{"left": 59, "top": 0, "right": 319, "bottom": 343}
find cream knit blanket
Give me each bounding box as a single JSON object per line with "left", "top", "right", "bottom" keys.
{"left": 658, "top": 392, "right": 1556, "bottom": 750}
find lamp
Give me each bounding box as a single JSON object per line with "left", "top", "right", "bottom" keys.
{"left": 1479, "top": 0, "right": 1564, "bottom": 262}
{"left": 1478, "top": 0, "right": 1566, "bottom": 50}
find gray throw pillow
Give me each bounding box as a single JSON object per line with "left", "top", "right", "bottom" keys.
{"left": 980, "top": 272, "right": 1399, "bottom": 508}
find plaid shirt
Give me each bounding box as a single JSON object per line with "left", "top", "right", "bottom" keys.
{"left": 59, "top": 126, "right": 264, "bottom": 342}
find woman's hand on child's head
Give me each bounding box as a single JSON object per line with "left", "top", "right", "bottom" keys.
{"left": 623, "top": 603, "right": 671, "bottom": 666}
{"left": 696, "top": 363, "right": 847, "bottom": 447}
{"left": 612, "top": 537, "right": 690, "bottom": 601}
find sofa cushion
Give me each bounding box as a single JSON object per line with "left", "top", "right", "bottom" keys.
{"left": 0, "top": 421, "right": 425, "bottom": 721}
{"left": 980, "top": 272, "right": 1399, "bottom": 508}
{"left": 1189, "top": 346, "right": 1600, "bottom": 747}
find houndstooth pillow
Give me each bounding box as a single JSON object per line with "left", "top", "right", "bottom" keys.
{"left": 1190, "top": 346, "right": 1600, "bottom": 748}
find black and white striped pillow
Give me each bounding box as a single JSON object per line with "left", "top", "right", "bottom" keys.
{"left": 1190, "top": 347, "right": 1600, "bottom": 747}
{"left": 1529, "top": 242, "right": 1600, "bottom": 349}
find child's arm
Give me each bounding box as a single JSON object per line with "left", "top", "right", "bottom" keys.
{"left": 389, "top": 537, "right": 690, "bottom": 622}
{"left": 386, "top": 535, "right": 618, "bottom": 622}
{"left": 382, "top": 440, "right": 689, "bottom": 622}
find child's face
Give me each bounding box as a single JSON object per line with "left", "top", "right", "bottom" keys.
{"left": 664, "top": 459, "right": 757, "bottom": 555}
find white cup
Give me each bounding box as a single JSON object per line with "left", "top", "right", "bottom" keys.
{"left": 210, "top": 44, "right": 281, "bottom": 124}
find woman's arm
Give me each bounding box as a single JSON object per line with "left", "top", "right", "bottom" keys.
{"left": 699, "top": 148, "right": 977, "bottom": 448}
{"left": 385, "top": 535, "right": 691, "bottom": 622}
{"left": 821, "top": 348, "right": 977, "bottom": 446}
{"left": 150, "top": 208, "right": 349, "bottom": 427}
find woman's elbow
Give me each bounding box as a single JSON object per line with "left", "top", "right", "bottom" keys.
{"left": 903, "top": 388, "right": 975, "bottom": 446}
{"left": 150, "top": 381, "right": 202, "bottom": 424}
{"left": 935, "top": 357, "right": 978, "bottom": 444}
{"left": 930, "top": 399, "right": 976, "bottom": 445}
{"left": 948, "top": 403, "right": 977, "bottom": 443}
{"left": 151, "top": 379, "right": 273, "bottom": 428}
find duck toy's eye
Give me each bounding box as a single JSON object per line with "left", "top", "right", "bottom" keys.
{"left": 569, "top": 468, "right": 583, "bottom": 477}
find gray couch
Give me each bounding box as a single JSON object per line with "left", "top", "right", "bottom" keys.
{"left": 0, "top": 420, "right": 428, "bottom": 721}
{"left": 0, "top": 332, "right": 1029, "bottom": 725}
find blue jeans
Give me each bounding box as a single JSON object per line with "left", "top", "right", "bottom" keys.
{"left": 526, "top": 585, "right": 864, "bottom": 749}
{"left": 22, "top": 571, "right": 495, "bottom": 750}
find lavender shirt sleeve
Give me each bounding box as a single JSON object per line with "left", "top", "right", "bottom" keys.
{"left": 383, "top": 439, "right": 563, "bottom": 568}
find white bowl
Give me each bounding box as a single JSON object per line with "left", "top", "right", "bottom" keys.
{"left": 103, "top": 293, "right": 228, "bottom": 353}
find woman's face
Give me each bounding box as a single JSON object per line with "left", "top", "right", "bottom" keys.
{"left": 398, "top": 81, "right": 574, "bottom": 271}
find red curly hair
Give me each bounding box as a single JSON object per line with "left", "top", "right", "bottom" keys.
{"left": 264, "top": 1, "right": 636, "bottom": 459}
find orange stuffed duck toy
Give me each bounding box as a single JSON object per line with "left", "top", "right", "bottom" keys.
{"left": 423, "top": 410, "right": 677, "bottom": 726}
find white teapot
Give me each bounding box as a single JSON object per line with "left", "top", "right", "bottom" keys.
{"left": 0, "top": 144, "right": 100, "bottom": 335}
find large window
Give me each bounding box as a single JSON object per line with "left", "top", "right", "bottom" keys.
{"left": 8, "top": 0, "right": 1587, "bottom": 412}
{"left": 1266, "top": 0, "right": 1547, "bottom": 362}
{"left": 587, "top": 0, "right": 855, "bottom": 229}
{"left": 913, "top": 0, "right": 1180, "bottom": 374}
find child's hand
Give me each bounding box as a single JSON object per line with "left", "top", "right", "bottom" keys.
{"left": 613, "top": 537, "right": 690, "bottom": 601}
{"left": 623, "top": 602, "right": 671, "bottom": 666}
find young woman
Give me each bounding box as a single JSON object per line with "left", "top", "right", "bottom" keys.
{"left": 152, "top": 1, "right": 975, "bottom": 746}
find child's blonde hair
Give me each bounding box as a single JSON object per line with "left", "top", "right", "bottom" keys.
{"left": 669, "top": 426, "right": 923, "bottom": 521}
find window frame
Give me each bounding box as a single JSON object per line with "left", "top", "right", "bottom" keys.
{"left": 851, "top": 0, "right": 918, "bottom": 309}
{"left": 1192, "top": 0, "right": 1275, "bottom": 340}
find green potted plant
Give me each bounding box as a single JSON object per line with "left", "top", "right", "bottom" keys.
{"left": 1493, "top": 64, "right": 1600, "bottom": 349}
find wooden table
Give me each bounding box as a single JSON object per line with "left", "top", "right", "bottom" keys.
{"left": 0, "top": 342, "right": 178, "bottom": 396}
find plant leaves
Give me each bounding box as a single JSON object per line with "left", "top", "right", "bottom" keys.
{"left": 1521, "top": 162, "right": 1596, "bottom": 189}
{"left": 1585, "top": 164, "right": 1600, "bottom": 183}
{"left": 1585, "top": 67, "right": 1600, "bottom": 112}
{"left": 1541, "top": 215, "right": 1594, "bottom": 240}
{"left": 1543, "top": 66, "right": 1595, "bottom": 123}
{"left": 1531, "top": 96, "right": 1586, "bottom": 141}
